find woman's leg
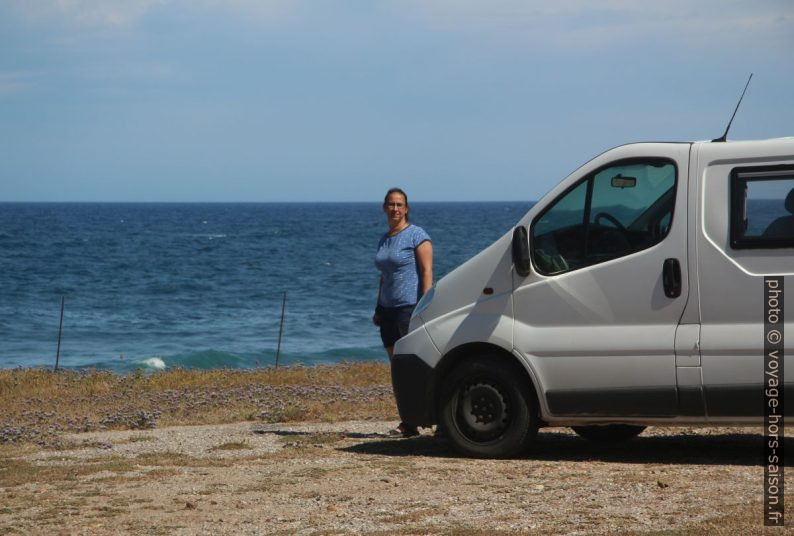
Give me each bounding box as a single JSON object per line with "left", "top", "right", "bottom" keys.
{"left": 380, "top": 307, "right": 418, "bottom": 437}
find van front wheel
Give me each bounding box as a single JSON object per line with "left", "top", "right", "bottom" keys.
{"left": 439, "top": 357, "right": 537, "bottom": 458}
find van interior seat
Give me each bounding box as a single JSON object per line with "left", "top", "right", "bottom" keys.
{"left": 762, "top": 187, "right": 794, "bottom": 238}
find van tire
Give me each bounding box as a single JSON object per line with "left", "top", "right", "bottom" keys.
{"left": 439, "top": 357, "right": 538, "bottom": 458}
{"left": 571, "top": 424, "right": 646, "bottom": 442}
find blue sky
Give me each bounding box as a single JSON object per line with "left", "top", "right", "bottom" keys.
{"left": 1, "top": 1, "right": 792, "bottom": 202}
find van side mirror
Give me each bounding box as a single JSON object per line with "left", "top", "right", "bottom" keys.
{"left": 512, "top": 226, "right": 531, "bottom": 277}
{"left": 611, "top": 174, "right": 637, "bottom": 188}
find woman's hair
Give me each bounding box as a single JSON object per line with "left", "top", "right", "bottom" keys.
{"left": 383, "top": 187, "right": 409, "bottom": 221}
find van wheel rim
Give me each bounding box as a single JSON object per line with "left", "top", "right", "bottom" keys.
{"left": 458, "top": 382, "right": 509, "bottom": 441}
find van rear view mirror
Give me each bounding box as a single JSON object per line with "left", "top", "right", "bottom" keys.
{"left": 611, "top": 174, "right": 637, "bottom": 188}
{"left": 512, "top": 226, "right": 531, "bottom": 277}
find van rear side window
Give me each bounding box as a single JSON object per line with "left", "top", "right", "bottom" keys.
{"left": 730, "top": 165, "right": 794, "bottom": 249}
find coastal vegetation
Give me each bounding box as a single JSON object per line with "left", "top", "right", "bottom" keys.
{"left": 0, "top": 362, "right": 396, "bottom": 447}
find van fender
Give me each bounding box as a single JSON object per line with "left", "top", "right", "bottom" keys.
{"left": 423, "top": 299, "right": 514, "bottom": 366}
{"left": 432, "top": 341, "right": 550, "bottom": 425}
{"left": 509, "top": 349, "right": 554, "bottom": 423}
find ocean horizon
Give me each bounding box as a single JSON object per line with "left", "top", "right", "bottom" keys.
{"left": 0, "top": 201, "right": 534, "bottom": 372}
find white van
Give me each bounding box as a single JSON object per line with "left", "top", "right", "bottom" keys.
{"left": 392, "top": 137, "right": 794, "bottom": 458}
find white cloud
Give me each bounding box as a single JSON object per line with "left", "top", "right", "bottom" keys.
{"left": 60, "top": 0, "right": 166, "bottom": 26}
{"left": 0, "top": 71, "right": 33, "bottom": 96}
{"left": 394, "top": 0, "right": 794, "bottom": 51}
{"left": 5, "top": 0, "right": 166, "bottom": 26}
{"left": 7, "top": 0, "right": 791, "bottom": 38}
{"left": 193, "top": 0, "right": 296, "bottom": 18}
{"left": 6, "top": 0, "right": 296, "bottom": 27}
{"left": 76, "top": 61, "right": 185, "bottom": 86}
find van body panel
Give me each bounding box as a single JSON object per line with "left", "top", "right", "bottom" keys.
{"left": 674, "top": 323, "right": 701, "bottom": 367}
{"left": 676, "top": 365, "right": 706, "bottom": 417}
{"left": 422, "top": 298, "right": 514, "bottom": 362}
{"left": 679, "top": 149, "right": 702, "bottom": 325}
{"left": 514, "top": 143, "right": 691, "bottom": 418}
{"left": 417, "top": 231, "right": 515, "bottom": 359}
{"left": 694, "top": 139, "right": 794, "bottom": 419}
{"left": 390, "top": 325, "right": 440, "bottom": 426}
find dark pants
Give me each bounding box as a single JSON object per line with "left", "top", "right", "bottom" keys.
{"left": 377, "top": 304, "right": 414, "bottom": 348}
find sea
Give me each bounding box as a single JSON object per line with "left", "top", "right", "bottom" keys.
{"left": 0, "top": 202, "right": 533, "bottom": 372}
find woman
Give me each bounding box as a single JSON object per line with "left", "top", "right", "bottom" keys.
{"left": 373, "top": 187, "right": 433, "bottom": 438}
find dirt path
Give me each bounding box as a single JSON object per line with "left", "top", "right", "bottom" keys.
{"left": 0, "top": 421, "right": 789, "bottom": 535}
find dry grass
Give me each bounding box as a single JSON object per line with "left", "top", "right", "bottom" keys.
{"left": 0, "top": 362, "right": 396, "bottom": 446}
{"left": 0, "top": 455, "right": 138, "bottom": 488}
{"left": 133, "top": 452, "right": 245, "bottom": 468}
{"left": 0, "top": 361, "right": 391, "bottom": 402}
{"left": 209, "top": 440, "right": 251, "bottom": 451}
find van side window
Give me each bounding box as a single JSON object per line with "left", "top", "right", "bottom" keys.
{"left": 531, "top": 180, "right": 588, "bottom": 273}
{"left": 730, "top": 165, "right": 794, "bottom": 249}
{"left": 531, "top": 159, "right": 676, "bottom": 275}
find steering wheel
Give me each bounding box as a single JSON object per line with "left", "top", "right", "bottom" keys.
{"left": 594, "top": 212, "right": 627, "bottom": 232}
{"left": 551, "top": 254, "right": 569, "bottom": 272}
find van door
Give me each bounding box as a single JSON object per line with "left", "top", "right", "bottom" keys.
{"left": 696, "top": 142, "right": 794, "bottom": 419}
{"left": 513, "top": 144, "right": 690, "bottom": 418}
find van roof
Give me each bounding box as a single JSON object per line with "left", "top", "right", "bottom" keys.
{"left": 693, "top": 136, "right": 794, "bottom": 143}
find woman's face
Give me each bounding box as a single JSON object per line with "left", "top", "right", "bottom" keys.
{"left": 383, "top": 192, "right": 408, "bottom": 228}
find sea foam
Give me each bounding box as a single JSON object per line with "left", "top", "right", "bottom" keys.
{"left": 141, "top": 357, "right": 166, "bottom": 370}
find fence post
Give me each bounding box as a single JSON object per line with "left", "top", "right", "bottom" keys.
{"left": 54, "top": 296, "right": 65, "bottom": 371}
{"left": 275, "top": 291, "right": 287, "bottom": 368}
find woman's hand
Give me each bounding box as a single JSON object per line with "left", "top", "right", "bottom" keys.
{"left": 372, "top": 313, "right": 381, "bottom": 326}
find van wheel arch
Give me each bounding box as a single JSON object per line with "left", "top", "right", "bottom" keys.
{"left": 433, "top": 344, "right": 540, "bottom": 409}
{"left": 433, "top": 344, "right": 541, "bottom": 457}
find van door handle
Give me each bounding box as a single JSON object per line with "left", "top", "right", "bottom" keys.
{"left": 662, "top": 258, "right": 681, "bottom": 298}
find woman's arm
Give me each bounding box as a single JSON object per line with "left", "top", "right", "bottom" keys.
{"left": 372, "top": 276, "right": 383, "bottom": 325}
{"left": 416, "top": 241, "right": 433, "bottom": 295}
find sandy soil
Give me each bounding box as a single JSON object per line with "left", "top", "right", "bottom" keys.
{"left": 0, "top": 421, "right": 789, "bottom": 535}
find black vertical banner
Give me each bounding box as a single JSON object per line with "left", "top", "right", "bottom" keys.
{"left": 765, "top": 276, "right": 784, "bottom": 526}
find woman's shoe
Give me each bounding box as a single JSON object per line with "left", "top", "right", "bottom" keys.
{"left": 388, "top": 423, "right": 419, "bottom": 438}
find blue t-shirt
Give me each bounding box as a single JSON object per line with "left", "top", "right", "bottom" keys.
{"left": 375, "top": 224, "right": 431, "bottom": 308}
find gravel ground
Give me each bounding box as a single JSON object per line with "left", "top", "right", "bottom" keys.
{"left": 0, "top": 421, "right": 790, "bottom": 535}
